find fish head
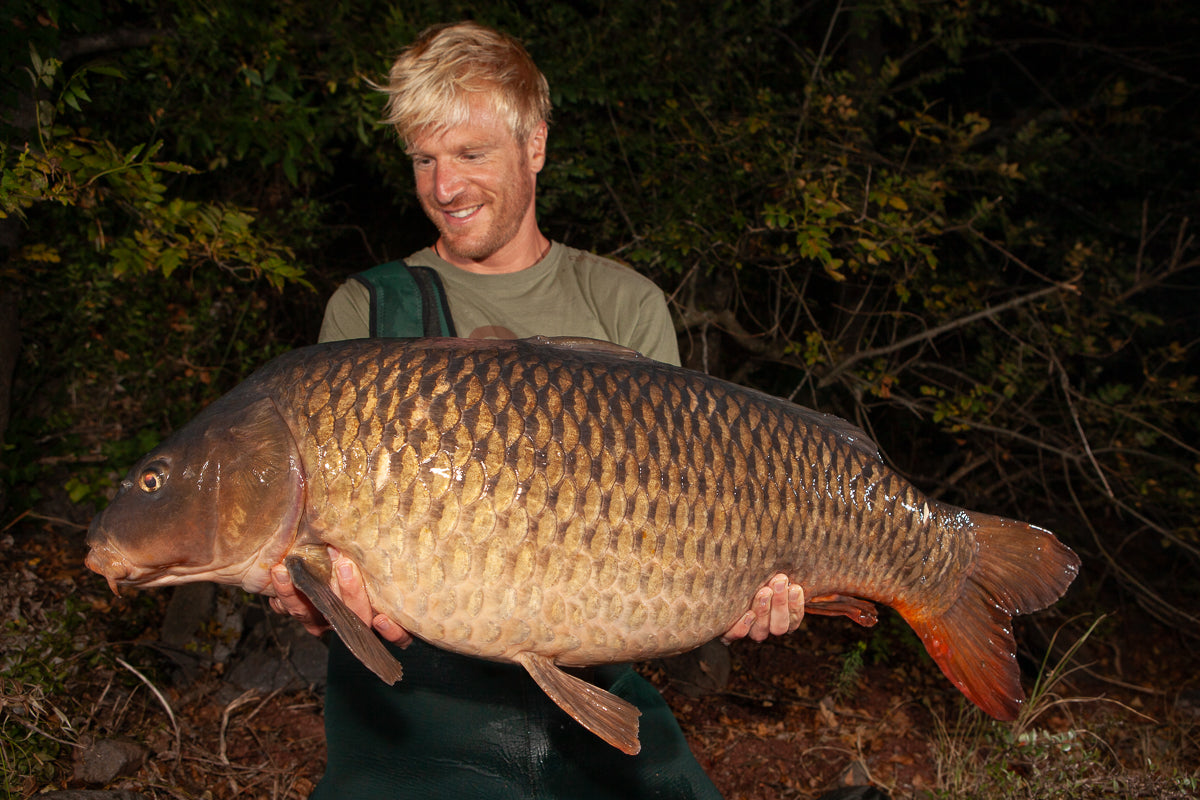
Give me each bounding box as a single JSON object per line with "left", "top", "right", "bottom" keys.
{"left": 86, "top": 393, "right": 305, "bottom": 596}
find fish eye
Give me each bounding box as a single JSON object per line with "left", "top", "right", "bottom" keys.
{"left": 138, "top": 463, "right": 167, "bottom": 493}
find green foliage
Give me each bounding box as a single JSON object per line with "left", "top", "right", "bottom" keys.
{"left": 2, "top": 14, "right": 318, "bottom": 513}
{"left": 831, "top": 639, "right": 867, "bottom": 703}
{"left": 0, "top": 594, "right": 92, "bottom": 792}
{"left": 1, "top": 0, "right": 1198, "bottom": 629}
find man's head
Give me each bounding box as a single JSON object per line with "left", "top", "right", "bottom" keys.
{"left": 381, "top": 22, "right": 552, "bottom": 270}
{"left": 381, "top": 21, "right": 551, "bottom": 149}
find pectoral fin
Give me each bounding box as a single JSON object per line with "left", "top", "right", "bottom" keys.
{"left": 514, "top": 651, "right": 642, "bottom": 755}
{"left": 284, "top": 555, "right": 404, "bottom": 685}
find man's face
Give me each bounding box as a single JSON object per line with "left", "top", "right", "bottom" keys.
{"left": 409, "top": 96, "right": 546, "bottom": 267}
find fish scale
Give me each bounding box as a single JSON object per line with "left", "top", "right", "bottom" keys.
{"left": 86, "top": 335, "right": 1078, "bottom": 754}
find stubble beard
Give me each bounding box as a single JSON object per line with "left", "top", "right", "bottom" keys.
{"left": 424, "top": 176, "right": 533, "bottom": 263}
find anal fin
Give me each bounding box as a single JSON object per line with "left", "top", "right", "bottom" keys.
{"left": 284, "top": 555, "right": 404, "bottom": 685}
{"left": 514, "top": 651, "right": 642, "bottom": 755}
{"left": 806, "top": 593, "right": 879, "bottom": 626}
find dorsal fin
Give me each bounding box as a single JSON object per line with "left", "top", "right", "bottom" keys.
{"left": 789, "top": 405, "right": 884, "bottom": 462}
{"left": 733, "top": 383, "right": 884, "bottom": 462}
{"left": 525, "top": 335, "right": 645, "bottom": 360}
{"left": 521, "top": 335, "right": 881, "bottom": 461}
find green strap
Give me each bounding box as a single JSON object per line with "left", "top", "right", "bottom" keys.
{"left": 350, "top": 261, "right": 457, "bottom": 338}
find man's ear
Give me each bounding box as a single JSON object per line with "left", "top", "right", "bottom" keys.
{"left": 527, "top": 121, "right": 548, "bottom": 173}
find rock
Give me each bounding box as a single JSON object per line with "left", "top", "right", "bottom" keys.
{"left": 816, "top": 760, "right": 891, "bottom": 800}
{"left": 160, "top": 584, "right": 246, "bottom": 683}
{"left": 816, "top": 788, "right": 890, "bottom": 800}
{"left": 73, "top": 738, "right": 149, "bottom": 784}
{"left": 224, "top": 604, "right": 328, "bottom": 693}
{"left": 658, "top": 639, "right": 732, "bottom": 697}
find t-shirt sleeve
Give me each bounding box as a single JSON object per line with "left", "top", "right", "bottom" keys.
{"left": 629, "top": 289, "right": 681, "bottom": 367}
{"left": 318, "top": 280, "right": 371, "bottom": 343}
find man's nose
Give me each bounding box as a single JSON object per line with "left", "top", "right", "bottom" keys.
{"left": 433, "top": 163, "right": 465, "bottom": 204}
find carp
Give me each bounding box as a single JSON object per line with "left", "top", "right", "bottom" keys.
{"left": 86, "top": 336, "right": 1079, "bottom": 754}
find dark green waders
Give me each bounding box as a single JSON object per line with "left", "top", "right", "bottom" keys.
{"left": 313, "top": 638, "right": 724, "bottom": 799}
{"left": 310, "top": 261, "right": 724, "bottom": 798}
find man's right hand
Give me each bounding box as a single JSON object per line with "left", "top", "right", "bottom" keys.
{"left": 268, "top": 547, "right": 412, "bottom": 646}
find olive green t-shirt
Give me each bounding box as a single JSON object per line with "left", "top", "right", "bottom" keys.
{"left": 318, "top": 242, "right": 680, "bottom": 366}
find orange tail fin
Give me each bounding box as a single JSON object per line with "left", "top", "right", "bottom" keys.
{"left": 901, "top": 513, "right": 1080, "bottom": 720}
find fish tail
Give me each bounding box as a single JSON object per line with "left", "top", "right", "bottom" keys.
{"left": 901, "top": 512, "right": 1080, "bottom": 720}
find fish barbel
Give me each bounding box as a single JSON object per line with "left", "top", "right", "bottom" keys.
{"left": 85, "top": 336, "right": 1079, "bottom": 753}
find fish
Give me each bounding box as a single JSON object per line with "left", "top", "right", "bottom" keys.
{"left": 85, "top": 335, "right": 1080, "bottom": 754}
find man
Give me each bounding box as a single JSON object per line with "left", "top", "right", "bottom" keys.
{"left": 270, "top": 21, "right": 804, "bottom": 798}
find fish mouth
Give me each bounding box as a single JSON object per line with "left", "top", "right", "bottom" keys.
{"left": 84, "top": 535, "right": 225, "bottom": 593}
{"left": 84, "top": 544, "right": 130, "bottom": 596}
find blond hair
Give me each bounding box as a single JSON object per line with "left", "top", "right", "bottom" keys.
{"left": 380, "top": 21, "right": 551, "bottom": 147}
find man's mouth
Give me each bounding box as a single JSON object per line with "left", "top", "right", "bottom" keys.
{"left": 445, "top": 205, "right": 482, "bottom": 220}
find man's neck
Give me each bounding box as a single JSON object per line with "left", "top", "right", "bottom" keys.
{"left": 436, "top": 224, "right": 551, "bottom": 275}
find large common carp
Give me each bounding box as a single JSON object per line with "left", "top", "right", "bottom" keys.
{"left": 86, "top": 336, "right": 1079, "bottom": 753}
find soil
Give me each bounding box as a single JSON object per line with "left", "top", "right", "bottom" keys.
{"left": 3, "top": 521, "right": 1198, "bottom": 799}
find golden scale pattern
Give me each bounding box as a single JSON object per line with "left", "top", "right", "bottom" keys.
{"left": 274, "top": 339, "right": 970, "bottom": 664}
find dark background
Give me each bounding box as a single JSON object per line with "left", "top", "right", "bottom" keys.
{"left": 2, "top": 1, "right": 1198, "bottom": 796}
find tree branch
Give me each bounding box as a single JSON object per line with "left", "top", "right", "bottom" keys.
{"left": 818, "top": 279, "right": 1076, "bottom": 388}
{"left": 59, "top": 27, "right": 164, "bottom": 61}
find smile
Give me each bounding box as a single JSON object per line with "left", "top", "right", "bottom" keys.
{"left": 446, "top": 205, "right": 482, "bottom": 219}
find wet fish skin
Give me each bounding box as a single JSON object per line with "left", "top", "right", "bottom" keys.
{"left": 86, "top": 336, "right": 1080, "bottom": 753}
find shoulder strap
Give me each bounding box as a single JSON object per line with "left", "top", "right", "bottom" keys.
{"left": 349, "top": 261, "right": 457, "bottom": 338}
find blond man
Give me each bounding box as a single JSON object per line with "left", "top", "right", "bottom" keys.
{"left": 271, "top": 21, "right": 802, "bottom": 798}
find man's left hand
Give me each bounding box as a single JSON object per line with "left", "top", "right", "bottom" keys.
{"left": 720, "top": 573, "right": 804, "bottom": 644}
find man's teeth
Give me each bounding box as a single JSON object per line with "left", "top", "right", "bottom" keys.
{"left": 448, "top": 206, "right": 479, "bottom": 219}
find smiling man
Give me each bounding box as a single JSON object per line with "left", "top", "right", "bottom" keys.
{"left": 272, "top": 21, "right": 803, "bottom": 799}
{"left": 411, "top": 93, "right": 544, "bottom": 268}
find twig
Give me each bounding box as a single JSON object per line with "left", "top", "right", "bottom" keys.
{"left": 115, "top": 657, "right": 180, "bottom": 759}
{"left": 219, "top": 689, "right": 260, "bottom": 765}
{"left": 3, "top": 509, "right": 89, "bottom": 533}
{"left": 1051, "top": 355, "right": 1115, "bottom": 499}
{"left": 2, "top": 714, "right": 82, "bottom": 748}
{"left": 1061, "top": 465, "right": 1200, "bottom": 633}
{"left": 791, "top": 0, "right": 844, "bottom": 153}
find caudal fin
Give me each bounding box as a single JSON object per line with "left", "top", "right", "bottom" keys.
{"left": 903, "top": 513, "right": 1080, "bottom": 720}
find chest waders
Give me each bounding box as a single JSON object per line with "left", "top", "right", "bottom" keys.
{"left": 311, "top": 261, "right": 723, "bottom": 799}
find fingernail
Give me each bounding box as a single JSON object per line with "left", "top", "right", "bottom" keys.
{"left": 337, "top": 559, "right": 354, "bottom": 582}
{"left": 272, "top": 565, "right": 289, "bottom": 583}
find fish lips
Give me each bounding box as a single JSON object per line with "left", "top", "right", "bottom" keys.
{"left": 83, "top": 534, "right": 131, "bottom": 596}
{"left": 83, "top": 537, "right": 197, "bottom": 595}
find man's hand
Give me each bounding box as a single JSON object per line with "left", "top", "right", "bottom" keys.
{"left": 720, "top": 573, "right": 804, "bottom": 644}
{"left": 268, "top": 547, "right": 412, "bottom": 646}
